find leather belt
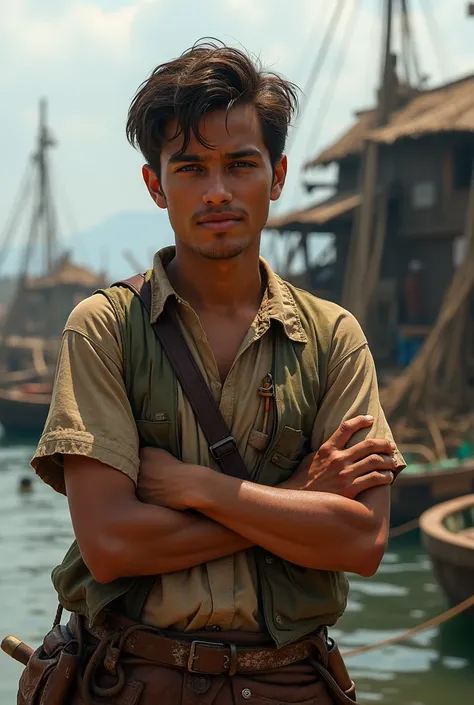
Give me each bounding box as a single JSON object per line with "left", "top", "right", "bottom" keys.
{"left": 69, "top": 613, "right": 327, "bottom": 677}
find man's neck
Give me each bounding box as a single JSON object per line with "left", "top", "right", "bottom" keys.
{"left": 165, "top": 243, "right": 264, "bottom": 314}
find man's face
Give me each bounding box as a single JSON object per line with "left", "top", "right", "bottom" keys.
{"left": 143, "top": 104, "right": 287, "bottom": 260}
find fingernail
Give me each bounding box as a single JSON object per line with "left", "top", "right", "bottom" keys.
{"left": 365, "top": 415, "right": 374, "bottom": 422}
{"left": 390, "top": 442, "right": 397, "bottom": 450}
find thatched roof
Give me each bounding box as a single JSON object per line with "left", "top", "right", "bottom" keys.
{"left": 306, "top": 110, "right": 376, "bottom": 168}
{"left": 306, "top": 74, "right": 474, "bottom": 168}
{"left": 266, "top": 191, "right": 360, "bottom": 232}
{"left": 29, "top": 254, "right": 107, "bottom": 289}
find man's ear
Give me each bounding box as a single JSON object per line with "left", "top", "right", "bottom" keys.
{"left": 142, "top": 164, "right": 167, "bottom": 209}
{"left": 270, "top": 155, "right": 287, "bottom": 202}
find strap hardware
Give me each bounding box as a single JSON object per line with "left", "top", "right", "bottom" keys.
{"left": 187, "top": 640, "right": 238, "bottom": 675}
{"left": 209, "top": 436, "right": 237, "bottom": 461}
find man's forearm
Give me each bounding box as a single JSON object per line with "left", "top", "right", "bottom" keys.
{"left": 185, "top": 472, "right": 382, "bottom": 576}
{"left": 93, "top": 502, "right": 252, "bottom": 582}
{"left": 64, "top": 456, "right": 253, "bottom": 584}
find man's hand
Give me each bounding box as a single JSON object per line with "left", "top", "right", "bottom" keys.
{"left": 283, "top": 415, "right": 396, "bottom": 499}
{"left": 137, "top": 447, "right": 210, "bottom": 510}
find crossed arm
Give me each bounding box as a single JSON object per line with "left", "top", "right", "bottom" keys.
{"left": 65, "top": 417, "right": 396, "bottom": 584}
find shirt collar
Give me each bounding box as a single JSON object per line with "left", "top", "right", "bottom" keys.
{"left": 149, "top": 246, "right": 307, "bottom": 344}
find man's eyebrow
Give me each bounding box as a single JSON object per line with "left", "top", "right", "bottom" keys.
{"left": 167, "top": 148, "right": 263, "bottom": 164}
{"left": 168, "top": 153, "right": 205, "bottom": 164}
{"left": 226, "top": 148, "right": 262, "bottom": 159}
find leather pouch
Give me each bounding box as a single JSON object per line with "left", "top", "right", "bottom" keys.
{"left": 17, "top": 626, "right": 79, "bottom": 705}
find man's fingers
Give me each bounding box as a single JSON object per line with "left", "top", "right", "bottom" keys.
{"left": 349, "top": 453, "right": 397, "bottom": 477}
{"left": 324, "top": 415, "right": 374, "bottom": 451}
{"left": 345, "top": 438, "right": 396, "bottom": 464}
{"left": 351, "top": 470, "right": 393, "bottom": 495}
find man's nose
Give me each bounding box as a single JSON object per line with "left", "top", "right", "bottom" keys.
{"left": 202, "top": 172, "right": 232, "bottom": 206}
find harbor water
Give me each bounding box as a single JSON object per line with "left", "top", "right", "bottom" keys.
{"left": 0, "top": 439, "right": 473, "bottom": 704}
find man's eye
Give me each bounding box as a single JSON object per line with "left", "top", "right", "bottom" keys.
{"left": 231, "top": 161, "right": 255, "bottom": 168}
{"left": 176, "top": 164, "right": 201, "bottom": 172}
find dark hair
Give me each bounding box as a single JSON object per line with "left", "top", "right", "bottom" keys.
{"left": 126, "top": 39, "right": 299, "bottom": 174}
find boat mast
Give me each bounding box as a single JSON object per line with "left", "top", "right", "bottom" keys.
{"left": 19, "top": 99, "right": 58, "bottom": 280}
{"left": 0, "top": 100, "right": 59, "bottom": 361}
{"left": 37, "top": 98, "right": 57, "bottom": 275}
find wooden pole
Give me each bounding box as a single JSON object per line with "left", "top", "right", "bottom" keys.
{"left": 345, "top": 141, "right": 379, "bottom": 321}
{"left": 361, "top": 189, "right": 389, "bottom": 325}
{"left": 341, "top": 0, "right": 393, "bottom": 325}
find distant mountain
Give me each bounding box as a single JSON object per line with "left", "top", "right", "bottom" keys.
{"left": 67, "top": 209, "right": 174, "bottom": 282}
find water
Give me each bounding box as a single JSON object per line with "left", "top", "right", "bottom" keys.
{"left": 0, "top": 440, "right": 473, "bottom": 704}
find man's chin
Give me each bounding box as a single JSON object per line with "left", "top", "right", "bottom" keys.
{"left": 193, "top": 236, "right": 250, "bottom": 261}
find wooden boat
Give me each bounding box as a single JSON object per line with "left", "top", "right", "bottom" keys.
{"left": 0, "top": 101, "right": 107, "bottom": 436}
{"left": 0, "top": 386, "right": 51, "bottom": 436}
{"left": 420, "top": 494, "right": 474, "bottom": 620}
{"left": 391, "top": 459, "right": 474, "bottom": 527}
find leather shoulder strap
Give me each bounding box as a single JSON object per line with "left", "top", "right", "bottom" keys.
{"left": 113, "top": 275, "right": 251, "bottom": 482}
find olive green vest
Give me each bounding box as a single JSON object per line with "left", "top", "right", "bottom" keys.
{"left": 52, "top": 270, "right": 349, "bottom": 648}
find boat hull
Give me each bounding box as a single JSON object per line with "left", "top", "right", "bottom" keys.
{"left": 420, "top": 495, "right": 474, "bottom": 620}
{"left": 391, "top": 463, "right": 474, "bottom": 526}
{"left": 0, "top": 389, "right": 50, "bottom": 436}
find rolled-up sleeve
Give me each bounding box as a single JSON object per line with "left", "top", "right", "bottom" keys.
{"left": 31, "top": 295, "right": 139, "bottom": 494}
{"left": 312, "top": 312, "right": 406, "bottom": 477}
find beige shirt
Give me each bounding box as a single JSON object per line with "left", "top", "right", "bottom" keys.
{"left": 32, "top": 247, "right": 405, "bottom": 632}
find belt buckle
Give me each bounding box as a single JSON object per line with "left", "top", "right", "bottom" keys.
{"left": 187, "top": 640, "right": 238, "bottom": 676}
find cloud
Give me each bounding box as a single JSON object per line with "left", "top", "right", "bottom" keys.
{"left": 4, "top": 2, "right": 143, "bottom": 59}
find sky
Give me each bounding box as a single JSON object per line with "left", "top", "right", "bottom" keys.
{"left": 1, "top": 0, "right": 473, "bottom": 245}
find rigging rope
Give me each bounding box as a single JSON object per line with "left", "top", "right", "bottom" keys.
{"left": 285, "top": 0, "right": 347, "bottom": 157}
{"left": 389, "top": 517, "right": 420, "bottom": 538}
{"left": 269, "top": 0, "right": 348, "bottom": 240}
{"left": 288, "top": 4, "right": 332, "bottom": 113}
{"left": 342, "top": 593, "right": 474, "bottom": 658}
{"left": 418, "top": 0, "right": 451, "bottom": 81}
{"left": 269, "top": 0, "right": 359, "bottom": 275}
{"left": 301, "top": 0, "right": 362, "bottom": 165}
{"left": 49, "top": 159, "right": 78, "bottom": 240}
{"left": 401, "top": 0, "right": 423, "bottom": 87}
{"left": 0, "top": 164, "right": 34, "bottom": 275}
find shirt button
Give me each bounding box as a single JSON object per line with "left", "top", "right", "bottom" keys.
{"left": 275, "top": 614, "right": 283, "bottom": 626}
{"left": 241, "top": 687, "right": 252, "bottom": 699}
{"left": 191, "top": 675, "right": 210, "bottom": 693}
{"left": 265, "top": 555, "right": 274, "bottom": 565}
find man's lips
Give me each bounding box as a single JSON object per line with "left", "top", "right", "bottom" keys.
{"left": 196, "top": 214, "right": 243, "bottom": 231}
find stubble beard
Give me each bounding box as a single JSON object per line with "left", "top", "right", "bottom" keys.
{"left": 192, "top": 233, "right": 251, "bottom": 261}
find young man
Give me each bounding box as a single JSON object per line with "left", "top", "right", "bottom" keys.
{"left": 27, "top": 41, "right": 404, "bottom": 705}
